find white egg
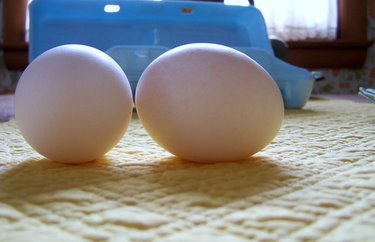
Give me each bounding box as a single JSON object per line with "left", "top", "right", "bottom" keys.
{"left": 136, "top": 43, "right": 284, "bottom": 162}
{"left": 15, "top": 45, "right": 133, "bottom": 164}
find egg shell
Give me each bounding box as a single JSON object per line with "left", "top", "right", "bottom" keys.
{"left": 136, "top": 43, "right": 284, "bottom": 162}
{"left": 15, "top": 44, "right": 133, "bottom": 163}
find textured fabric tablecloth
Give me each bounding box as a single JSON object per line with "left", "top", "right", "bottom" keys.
{"left": 1, "top": 98, "right": 374, "bottom": 242}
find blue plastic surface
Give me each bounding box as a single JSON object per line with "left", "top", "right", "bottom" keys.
{"left": 106, "top": 45, "right": 169, "bottom": 97}
{"left": 29, "top": 0, "right": 314, "bottom": 108}
{"left": 235, "top": 48, "right": 315, "bottom": 108}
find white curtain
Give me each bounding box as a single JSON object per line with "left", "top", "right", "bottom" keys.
{"left": 255, "top": 0, "right": 338, "bottom": 41}
{"left": 25, "top": 0, "right": 32, "bottom": 42}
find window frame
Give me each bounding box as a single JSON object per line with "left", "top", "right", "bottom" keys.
{"left": 0, "top": 0, "right": 372, "bottom": 69}
{"left": 286, "top": 0, "right": 372, "bottom": 68}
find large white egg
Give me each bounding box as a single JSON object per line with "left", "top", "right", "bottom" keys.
{"left": 15, "top": 45, "right": 133, "bottom": 164}
{"left": 136, "top": 43, "right": 284, "bottom": 162}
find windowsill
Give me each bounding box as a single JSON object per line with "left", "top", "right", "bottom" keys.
{"left": 286, "top": 40, "right": 373, "bottom": 69}
{"left": 1, "top": 40, "right": 372, "bottom": 70}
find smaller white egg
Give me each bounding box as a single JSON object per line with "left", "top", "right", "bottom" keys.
{"left": 15, "top": 45, "right": 133, "bottom": 163}
{"left": 136, "top": 43, "right": 284, "bottom": 162}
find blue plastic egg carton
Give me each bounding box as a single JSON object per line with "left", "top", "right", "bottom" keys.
{"left": 29, "top": 0, "right": 315, "bottom": 108}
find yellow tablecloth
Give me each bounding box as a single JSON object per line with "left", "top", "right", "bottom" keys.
{"left": 1, "top": 98, "right": 374, "bottom": 241}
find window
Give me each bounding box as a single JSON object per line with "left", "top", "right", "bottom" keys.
{"left": 1, "top": 0, "right": 372, "bottom": 69}
{"left": 286, "top": 0, "right": 371, "bottom": 68}
{"left": 256, "top": 0, "right": 338, "bottom": 41}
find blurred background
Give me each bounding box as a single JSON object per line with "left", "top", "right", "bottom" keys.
{"left": 0, "top": 0, "right": 374, "bottom": 95}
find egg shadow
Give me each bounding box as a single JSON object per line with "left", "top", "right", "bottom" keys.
{"left": 0, "top": 153, "right": 293, "bottom": 208}
{"left": 284, "top": 107, "right": 329, "bottom": 119}
{"left": 0, "top": 157, "right": 131, "bottom": 198}
{"left": 137, "top": 155, "right": 294, "bottom": 206}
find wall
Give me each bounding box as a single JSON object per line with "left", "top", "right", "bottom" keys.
{"left": 0, "top": 0, "right": 374, "bottom": 94}
{"left": 0, "top": 0, "right": 22, "bottom": 93}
